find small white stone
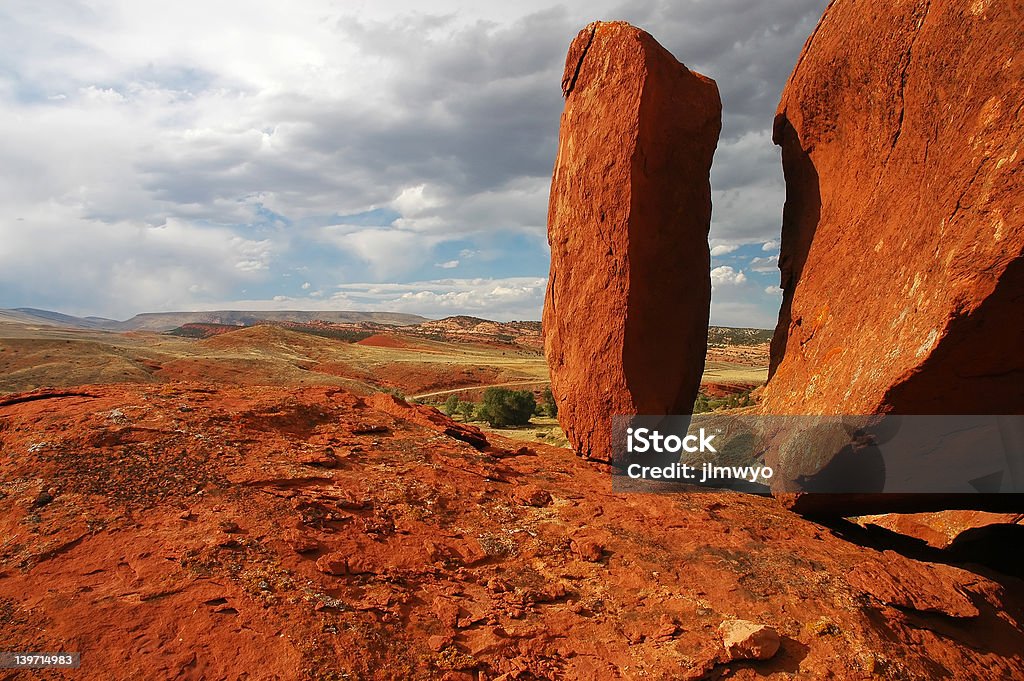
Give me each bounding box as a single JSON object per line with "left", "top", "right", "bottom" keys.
{"left": 719, "top": 619, "right": 781, "bottom": 661}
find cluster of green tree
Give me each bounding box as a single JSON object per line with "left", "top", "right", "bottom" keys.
{"left": 442, "top": 386, "right": 558, "bottom": 427}
{"left": 165, "top": 323, "right": 244, "bottom": 339}
{"left": 443, "top": 395, "right": 477, "bottom": 420}
{"left": 283, "top": 325, "right": 373, "bottom": 343}
{"left": 168, "top": 321, "right": 374, "bottom": 343}
{"left": 477, "top": 388, "right": 536, "bottom": 427}
{"left": 538, "top": 387, "right": 557, "bottom": 417}
{"left": 693, "top": 389, "right": 754, "bottom": 414}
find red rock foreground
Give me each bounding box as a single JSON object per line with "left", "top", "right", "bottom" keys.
{"left": 2, "top": 384, "right": 1024, "bottom": 679}
{"left": 544, "top": 22, "right": 720, "bottom": 462}
{"left": 761, "top": 0, "right": 1023, "bottom": 415}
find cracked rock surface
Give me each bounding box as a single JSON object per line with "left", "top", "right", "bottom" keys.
{"left": 1, "top": 384, "right": 1023, "bottom": 679}
{"left": 544, "top": 21, "right": 720, "bottom": 462}
{"left": 762, "top": 0, "right": 1024, "bottom": 416}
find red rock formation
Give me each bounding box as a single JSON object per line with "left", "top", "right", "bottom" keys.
{"left": 367, "top": 392, "right": 489, "bottom": 450}
{"left": 762, "top": 0, "right": 1023, "bottom": 416}
{"left": 543, "top": 21, "right": 721, "bottom": 462}
{"left": 856, "top": 511, "right": 1024, "bottom": 549}
{"left": 2, "top": 383, "right": 1024, "bottom": 678}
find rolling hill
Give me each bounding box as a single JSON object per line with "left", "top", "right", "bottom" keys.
{"left": 0, "top": 308, "right": 428, "bottom": 332}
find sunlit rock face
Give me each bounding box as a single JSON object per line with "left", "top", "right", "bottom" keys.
{"left": 543, "top": 21, "right": 721, "bottom": 462}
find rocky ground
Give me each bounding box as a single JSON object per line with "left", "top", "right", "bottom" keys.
{"left": 1, "top": 384, "right": 1022, "bottom": 680}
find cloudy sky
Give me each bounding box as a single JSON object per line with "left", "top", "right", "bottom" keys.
{"left": 0, "top": 0, "right": 828, "bottom": 327}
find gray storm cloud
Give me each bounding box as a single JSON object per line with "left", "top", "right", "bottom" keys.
{"left": 0, "top": 0, "right": 828, "bottom": 322}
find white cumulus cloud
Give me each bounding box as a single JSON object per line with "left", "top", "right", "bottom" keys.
{"left": 749, "top": 255, "right": 779, "bottom": 273}
{"left": 710, "top": 243, "right": 740, "bottom": 256}
{"left": 711, "top": 266, "right": 748, "bottom": 288}
{"left": 331, "top": 277, "right": 546, "bottom": 320}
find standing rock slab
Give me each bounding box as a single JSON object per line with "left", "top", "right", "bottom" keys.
{"left": 761, "top": 0, "right": 1024, "bottom": 416}
{"left": 543, "top": 21, "right": 721, "bottom": 462}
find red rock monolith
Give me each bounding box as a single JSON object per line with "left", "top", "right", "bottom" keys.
{"left": 543, "top": 21, "right": 721, "bottom": 462}
{"left": 762, "top": 0, "right": 1023, "bottom": 416}
{"left": 760, "top": 1, "right": 1023, "bottom": 516}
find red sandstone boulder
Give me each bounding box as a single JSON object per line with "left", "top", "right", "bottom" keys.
{"left": 762, "top": 0, "right": 1023, "bottom": 416}
{"left": 366, "top": 392, "right": 489, "bottom": 450}
{"left": 543, "top": 21, "right": 721, "bottom": 462}
{"left": 856, "top": 511, "right": 1024, "bottom": 550}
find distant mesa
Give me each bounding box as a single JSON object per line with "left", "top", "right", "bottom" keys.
{"left": 0, "top": 308, "right": 428, "bottom": 333}
{"left": 0, "top": 307, "right": 118, "bottom": 330}
{"left": 543, "top": 21, "right": 721, "bottom": 462}
{"left": 419, "top": 315, "right": 492, "bottom": 329}
{"left": 0, "top": 308, "right": 546, "bottom": 347}
{"left": 0, "top": 307, "right": 544, "bottom": 355}
{"left": 417, "top": 316, "right": 542, "bottom": 348}
{"left": 125, "top": 310, "right": 428, "bottom": 333}
{"left": 162, "top": 316, "right": 543, "bottom": 350}
{"left": 707, "top": 327, "right": 773, "bottom": 347}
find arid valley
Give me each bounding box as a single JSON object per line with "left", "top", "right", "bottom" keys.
{"left": 0, "top": 310, "right": 771, "bottom": 446}
{"left": 2, "top": 308, "right": 1023, "bottom": 679}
